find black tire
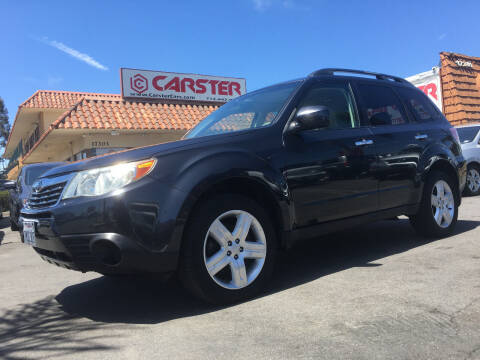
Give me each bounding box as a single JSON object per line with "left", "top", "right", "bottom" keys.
{"left": 463, "top": 163, "right": 480, "bottom": 197}
{"left": 179, "top": 194, "right": 277, "bottom": 304}
{"left": 10, "top": 219, "right": 19, "bottom": 232}
{"left": 410, "top": 170, "right": 458, "bottom": 238}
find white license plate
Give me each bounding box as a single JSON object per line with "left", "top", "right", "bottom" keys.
{"left": 23, "top": 221, "right": 36, "bottom": 246}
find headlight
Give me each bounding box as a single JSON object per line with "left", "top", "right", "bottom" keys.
{"left": 62, "top": 159, "right": 156, "bottom": 199}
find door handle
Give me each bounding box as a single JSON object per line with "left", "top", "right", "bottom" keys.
{"left": 355, "top": 139, "right": 374, "bottom": 146}
{"left": 415, "top": 134, "right": 428, "bottom": 140}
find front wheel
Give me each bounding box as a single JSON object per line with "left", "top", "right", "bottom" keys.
{"left": 410, "top": 170, "right": 458, "bottom": 238}
{"left": 180, "top": 194, "right": 277, "bottom": 304}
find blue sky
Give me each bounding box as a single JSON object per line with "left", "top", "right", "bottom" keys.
{"left": 1, "top": 0, "right": 480, "bottom": 124}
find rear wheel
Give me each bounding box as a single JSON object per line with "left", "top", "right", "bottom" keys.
{"left": 180, "top": 194, "right": 276, "bottom": 304}
{"left": 410, "top": 170, "right": 458, "bottom": 238}
{"left": 464, "top": 164, "right": 480, "bottom": 196}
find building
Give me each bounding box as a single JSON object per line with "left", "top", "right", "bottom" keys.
{"left": 439, "top": 52, "right": 480, "bottom": 126}
{"left": 407, "top": 52, "right": 480, "bottom": 126}
{"left": 3, "top": 69, "right": 246, "bottom": 179}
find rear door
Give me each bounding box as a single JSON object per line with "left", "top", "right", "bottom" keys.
{"left": 353, "top": 82, "right": 423, "bottom": 210}
{"left": 282, "top": 79, "right": 378, "bottom": 227}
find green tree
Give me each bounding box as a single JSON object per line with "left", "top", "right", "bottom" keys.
{"left": 0, "top": 97, "right": 10, "bottom": 148}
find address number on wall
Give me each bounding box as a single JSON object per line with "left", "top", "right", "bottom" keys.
{"left": 91, "top": 141, "right": 110, "bottom": 147}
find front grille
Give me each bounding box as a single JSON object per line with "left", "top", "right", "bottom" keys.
{"left": 28, "top": 181, "right": 67, "bottom": 209}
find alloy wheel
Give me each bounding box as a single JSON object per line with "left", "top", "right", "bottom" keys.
{"left": 203, "top": 210, "right": 267, "bottom": 290}
{"left": 467, "top": 168, "right": 480, "bottom": 193}
{"left": 431, "top": 180, "right": 455, "bottom": 228}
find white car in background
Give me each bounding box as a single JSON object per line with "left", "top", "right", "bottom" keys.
{"left": 457, "top": 125, "right": 480, "bottom": 196}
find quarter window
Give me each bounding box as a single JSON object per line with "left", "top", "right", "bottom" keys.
{"left": 396, "top": 87, "right": 439, "bottom": 122}
{"left": 298, "top": 82, "right": 357, "bottom": 129}
{"left": 357, "top": 84, "right": 407, "bottom": 126}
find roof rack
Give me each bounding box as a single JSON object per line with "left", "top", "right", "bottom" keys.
{"left": 309, "top": 68, "right": 410, "bottom": 84}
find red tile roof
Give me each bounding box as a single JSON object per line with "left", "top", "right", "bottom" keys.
{"left": 20, "top": 90, "right": 121, "bottom": 109}
{"left": 440, "top": 52, "right": 480, "bottom": 125}
{"left": 18, "top": 92, "right": 220, "bottom": 161}
{"left": 54, "top": 97, "right": 219, "bottom": 131}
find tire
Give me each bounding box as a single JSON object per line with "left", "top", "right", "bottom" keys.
{"left": 179, "top": 194, "right": 277, "bottom": 304}
{"left": 464, "top": 163, "right": 480, "bottom": 196}
{"left": 10, "top": 219, "right": 19, "bottom": 232}
{"left": 410, "top": 170, "right": 458, "bottom": 238}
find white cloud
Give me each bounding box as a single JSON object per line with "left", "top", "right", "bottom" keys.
{"left": 252, "top": 0, "right": 272, "bottom": 11}
{"left": 40, "top": 37, "right": 108, "bottom": 71}
{"left": 438, "top": 33, "right": 447, "bottom": 41}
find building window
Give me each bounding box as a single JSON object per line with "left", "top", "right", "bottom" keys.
{"left": 67, "top": 147, "right": 129, "bottom": 162}
{"left": 24, "top": 126, "right": 40, "bottom": 154}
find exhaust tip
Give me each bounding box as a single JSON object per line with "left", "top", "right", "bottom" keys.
{"left": 91, "top": 240, "right": 122, "bottom": 266}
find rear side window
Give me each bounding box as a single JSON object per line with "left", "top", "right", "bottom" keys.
{"left": 396, "top": 87, "right": 440, "bottom": 122}
{"left": 357, "top": 84, "right": 407, "bottom": 126}
{"left": 457, "top": 126, "right": 480, "bottom": 144}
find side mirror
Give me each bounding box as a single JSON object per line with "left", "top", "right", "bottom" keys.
{"left": 288, "top": 106, "right": 330, "bottom": 133}
{"left": 0, "top": 180, "right": 16, "bottom": 191}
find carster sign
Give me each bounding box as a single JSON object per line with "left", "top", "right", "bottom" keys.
{"left": 406, "top": 67, "right": 443, "bottom": 111}
{"left": 121, "top": 68, "right": 246, "bottom": 103}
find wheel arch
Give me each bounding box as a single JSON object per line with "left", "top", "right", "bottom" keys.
{"left": 425, "top": 158, "right": 461, "bottom": 204}
{"left": 179, "top": 175, "right": 290, "bottom": 251}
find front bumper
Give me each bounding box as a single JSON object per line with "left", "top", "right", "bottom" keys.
{"left": 20, "top": 215, "right": 177, "bottom": 274}
{"left": 20, "top": 176, "right": 188, "bottom": 274}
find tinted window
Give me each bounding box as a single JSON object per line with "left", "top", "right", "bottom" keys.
{"left": 457, "top": 126, "right": 480, "bottom": 144}
{"left": 185, "top": 81, "right": 300, "bottom": 138}
{"left": 24, "top": 165, "right": 55, "bottom": 185}
{"left": 298, "top": 82, "right": 357, "bottom": 129}
{"left": 396, "top": 87, "right": 439, "bottom": 122}
{"left": 357, "top": 84, "right": 407, "bottom": 126}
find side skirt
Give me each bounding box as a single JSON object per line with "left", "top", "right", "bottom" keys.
{"left": 284, "top": 204, "right": 419, "bottom": 248}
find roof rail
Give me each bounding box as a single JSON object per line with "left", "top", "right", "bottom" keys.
{"left": 309, "top": 68, "right": 409, "bottom": 84}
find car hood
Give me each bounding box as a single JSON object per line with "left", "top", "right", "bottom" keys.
{"left": 41, "top": 136, "right": 214, "bottom": 178}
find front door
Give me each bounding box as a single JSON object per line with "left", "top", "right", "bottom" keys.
{"left": 281, "top": 80, "right": 378, "bottom": 227}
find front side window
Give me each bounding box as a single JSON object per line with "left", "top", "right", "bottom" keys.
{"left": 185, "top": 81, "right": 301, "bottom": 138}
{"left": 396, "top": 87, "right": 439, "bottom": 123}
{"left": 457, "top": 126, "right": 480, "bottom": 144}
{"left": 297, "top": 82, "right": 357, "bottom": 129}
{"left": 357, "top": 84, "right": 407, "bottom": 126}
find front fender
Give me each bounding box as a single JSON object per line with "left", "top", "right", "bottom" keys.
{"left": 153, "top": 149, "right": 291, "bottom": 253}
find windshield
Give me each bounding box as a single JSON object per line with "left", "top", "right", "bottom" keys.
{"left": 185, "top": 81, "right": 301, "bottom": 138}
{"left": 25, "top": 165, "right": 56, "bottom": 185}
{"left": 457, "top": 126, "right": 480, "bottom": 144}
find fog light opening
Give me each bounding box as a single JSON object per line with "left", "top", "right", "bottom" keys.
{"left": 91, "top": 240, "right": 122, "bottom": 266}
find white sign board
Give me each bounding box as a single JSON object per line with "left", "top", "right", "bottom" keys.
{"left": 406, "top": 67, "right": 443, "bottom": 111}
{"left": 121, "top": 68, "right": 246, "bottom": 103}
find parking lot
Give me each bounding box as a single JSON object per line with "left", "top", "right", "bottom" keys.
{"left": 0, "top": 197, "right": 478, "bottom": 360}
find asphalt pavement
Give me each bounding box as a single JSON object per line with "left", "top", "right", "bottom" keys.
{"left": 0, "top": 198, "right": 479, "bottom": 360}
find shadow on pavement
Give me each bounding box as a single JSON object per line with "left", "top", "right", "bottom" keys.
{"left": 52, "top": 218, "right": 480, "bottom": 325}
{"left": 1, "top": 219, "right": 478, "bottom": 358}
{"left": 0, "top": 296, "right": 119, "bottom": 360}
